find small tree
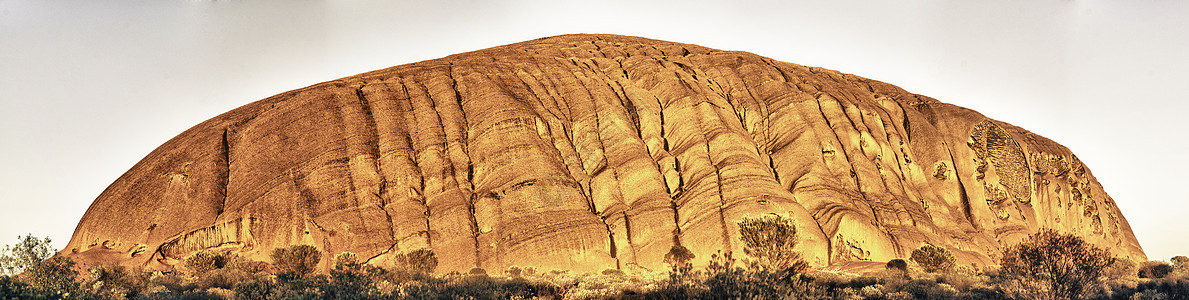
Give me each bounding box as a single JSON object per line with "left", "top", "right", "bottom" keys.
{"left": 1000, "top": 229, "right": 1113, "bottom": 299}
{"left": 0, "top": 234, "right": 55, "bottom": 276}
{"left": 738, "top": 214, "right": 807, "bottom": 273}
{"left": 911, "top": 244, "right": 956, "bottom": 273}
{"left": 664, "top": 244, "right": 696, "bottom": 267}
{"left": 271, "top": 245, "right": 322, "bottom": 276}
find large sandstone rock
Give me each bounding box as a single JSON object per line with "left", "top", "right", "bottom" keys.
{"left": 61, "top": 34, "right": 1145, "bottom": 273}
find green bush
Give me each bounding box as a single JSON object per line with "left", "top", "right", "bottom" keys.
{"left": 0, "top": 234, "right": 55, "bottom": 277}
{"left": 1000, "top": 229, "right": 1113, "bottom": 299}
{"left": 21, "top": 256, "right": 81, "bottom": 298}
{"left": 270, "top": 245, "right": 322, "bottom": 276}
{"left": 738, "top": 214, "right": 808, "bottom": 274}
{"left": 910, "top": 244, "right": 956, "bottom": 273}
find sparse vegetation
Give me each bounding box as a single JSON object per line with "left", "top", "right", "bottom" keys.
{"left": 0, "top": 234, "right": 55, "bottom": 277}
{"left": 1, "top": 232, "right": 1186, "bottom": 299}
{"left": 394, "top": 248, "right": 438, "bottom": 275}
{"left": 911, "top": 244, "right": 957, "bottom": 273}
{"left": 1172, "top": 255, "right": 1189, "bottom": 271}
{"left": 738, "top": 214, "right": 808, "bottom": 275}
{"left": 269, "top": 244, "right": 321, "bottom": 276}
{"left": 1000, "top": 229, "right": 1114, "bottom": 299}
{"left": 1138, "top": 260, "right": 1175, "bottom": 279}
{"left": 886, "top": 258, "right": 908, "bottom": 272}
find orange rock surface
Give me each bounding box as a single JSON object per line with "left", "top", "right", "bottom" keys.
{"left": 60, "top": 34, "right": 1145, "bottom": 273}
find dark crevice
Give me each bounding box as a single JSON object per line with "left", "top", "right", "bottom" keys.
{"left": 946, "top": 146, "right": 978, "bottom": 228}
{"left": 604, "top": 217, "right": 620, "bottom": 269}
{"left": 622, "top": 211, "right": 636, "bottom": 265}
{"left": 393, "top": 80, "right": 434, "bottom": 248}
{"left": 897, "top": 101, "right": 912, "bottom": 143}
{"left": 767, "top": 155, "right": 782, "bottom": 185}
{"left": 706, "top": 141, "right": 732, "bottom": 253}
{"left": 444, "top": 63, "right": 482, "bottom": 269}
{"left": 814, "top": 94, "right": 883, "bottom": 226}
{"left": 762, "top": 58, "right": 793, "bottom": 83}
{"left": 216, "top": 128, "right": 230, "bottom": 217}
{"left": 362, "top": 242, "right": 398, "bottom": 265}
{"left": 614, "top": 81, "right": 643, "bottom": 140}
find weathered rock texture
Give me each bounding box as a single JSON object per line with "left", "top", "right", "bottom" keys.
{"left": 61, "top": 34, "right": 1145, "bottom": 273}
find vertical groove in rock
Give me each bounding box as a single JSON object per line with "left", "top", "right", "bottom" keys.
{"left": 216, "top": 128, "right": 230, "bottom": 217}
{"left": 948, "top": 145, "right": 978, "bottom": 229}
{"left": 442, "top": 64, "right": 482, "bottom": 268}
{"left": 352, "top": 84, "right": 398, "bottom": 245}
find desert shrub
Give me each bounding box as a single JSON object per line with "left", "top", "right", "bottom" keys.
{"left": 21, "top": 256, "right": 82, "bottom": 298}
{"left": 395, "top": 249, "right": 437, "bottom": 275}
{"left": 144, "top": 271, "right": 189, "bottom": 295}
{"left": 196, "top": 267, "right": 253, "bottom": 290}
{"left": 699, "top": 251, "right": 825, "bottom": 299}
{"left": 324, "top": 263, "right": 382, "bottom": 299}
{"left": 468, "top": 267, "right": 488, "bottom": 277}
{"left": 271, "top": 272, "right": 329, "bottom": 299}
{"left": 738, "top": 214, "right": 808, "bottom": 274}
{"left": 1172, "top": 256, "right": 1189, "bottom": 271}
{"left": 182, "top": 250, "right": 224, "bottom": 276}
{"left": 333, "top": 251, "right": 361, "bottom": 271}
{"left": 601, "top": 269, "right": 624, "bottom": 277}
{"left": 886, "top": 259, "right": 908, "bottom": 272}
{"left": 663, "top": 244, "right": 695, "bottom": 267}
{"left": 506, "top": 266, "right": 522, "bottom": 278}
{"left": 0, "top": 234, "right": 55, "bottom": 277}
{"left": 910, "top": 244, "right": 956, "bottom": 273}
{"left": 1131, "top": 278, "right": 1189, "bottom": 298}
{"left": 0, "top": 276, "right": 42, "bottom": 299}
{"left": 1138, "top": 261, "right": 1175, "bottom": 279}
{"left": 1000, "top": 229, "right": 1113, "bottom": 299}
{"left": 1103, "top": 257, "right": 1138, "bottom": 282}
{"left": 650, "top": 246, "right": 705, "bottom": 299}
{"left": 232, "top": 278, "right": 276, "bottom": 300}
{"left": 270, "top": 245, "right": 321, "bottom": 276}
{"left": 84, "top": 264, "right": 147, "bottom": 298}
{"left": 403, "top": 275, "right": 563, "bottom": 299}
{"left": 936, "top": 267, "right": 989, "bottom": 292}
{"left": 898, "top": 279, "right": 957, "bottom": 299}
{"left": 139, "top": 288, "right": 228, "bottom": 300}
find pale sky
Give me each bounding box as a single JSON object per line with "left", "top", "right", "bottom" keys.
{"left": 1, "top": 0, "right": 1186, "bottom": 262}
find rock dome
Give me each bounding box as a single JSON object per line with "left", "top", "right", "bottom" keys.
{"left": 61, "top": 34, "right": 1145, "bottom": 273}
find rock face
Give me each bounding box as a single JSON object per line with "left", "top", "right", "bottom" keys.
{"left": 61, "top": 34, "right": 1145, "bottom": 273}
